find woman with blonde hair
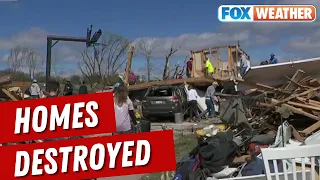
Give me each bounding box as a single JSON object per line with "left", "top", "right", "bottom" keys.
{"left": 113, "top": 84, "right": 137, "bottom": 134}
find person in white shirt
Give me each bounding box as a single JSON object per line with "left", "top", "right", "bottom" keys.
{"left": 29, "top": 79, "right": 41, "bottom": 99}
{"left": 241, "top": 53, "right": 251, "bottom": 76}
{"left": 113, "top": 84, "right": 137, "bottom": 134}
{"left": 187, "top": 85, "right": 200, "bottom": 121}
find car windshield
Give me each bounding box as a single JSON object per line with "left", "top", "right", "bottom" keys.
{"left": 147, "top": 88, "right": 173, "bottom": 97}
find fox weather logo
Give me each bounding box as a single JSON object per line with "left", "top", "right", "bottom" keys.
{"left": 218, "top": 5, "right": 317, "bottom": 22}
{"left": 218, "top": 5, "right": 254, "bottom": 22}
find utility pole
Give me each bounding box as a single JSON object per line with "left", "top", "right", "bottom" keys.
{"left": 45, "top": 25, "right": 102, "bottom": 90}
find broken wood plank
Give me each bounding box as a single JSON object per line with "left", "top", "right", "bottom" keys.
{"left": 284, "top": 75, "right": 311, "bottom": 89}
{"left": 309, "top": 79, "right": 320, "bottom": 87}
{"left": 281, "top": 87, "right": 320, "bottom": 104}
{"left": 298, "top": 76, "right": 313, "bottom": 84}
{"left": 2, "top": 89, "right": 18, "bottom": 101}
{"left": 271, "top": 99, "right": 320, "bottom": 121}
{"left": 302, "top": 121, "right": 320, "bottom": 135}
{"left": 297, "top": 97, "right": 320, "bottom": 106}
{"left": 287, "top": 101, "right": 320, "bottom": 111}
{"left": 240, "top": 80, "right": 292, "bottom": 95}
{"left": 283, "top": 69, "right": 305, "bottom": 90}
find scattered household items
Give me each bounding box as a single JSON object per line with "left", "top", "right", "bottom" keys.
{"left": 173, "top": 68, "right": 320, "bottom": 179}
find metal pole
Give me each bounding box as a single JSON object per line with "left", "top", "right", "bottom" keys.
{"left": 46, "top": 38, "right": 52, "bottom": 91}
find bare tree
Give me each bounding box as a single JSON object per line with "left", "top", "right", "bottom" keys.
{"left": 78, "top": 33, "right": 130, "bottom": 88}
{"left": 135, "top": 38, "right": 157, "bottom": 82}
{"left": 25, "top": 49, "right": 38, "bottom": 79}
{"left": 162, "top": 44, "right": 179, "bottom": 80}
{"left": 7, "top": 46, "right": 28, "bottom": 73}
{"left": 51, "top": 56, "right": 58, "bottom": 77}
{"left": 170, "top": 56, "right": 188, "bottom": 79}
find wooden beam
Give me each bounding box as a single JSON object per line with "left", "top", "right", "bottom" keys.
{"left": 281, "top": 87, "right": 320, "bottom": 103}
{"left": 302, "top": 121, "right": 320, "bottom": 135}
{"left": 2, "top": 89, "right": 18, "bottom": 101}
{"left": 124, "top": 46, "right": 135, "bottom": 85}
{"left": 283, "top": 69, "right": 305, "bottom": 90}
{"left": 309, "top": 79, "right": 320, "bottom": 87}
{"left": 271, "top": 99, "right": 320, "bottom": 121}
{"left": 287, "top": 101, "right": 320, "bottom": 111}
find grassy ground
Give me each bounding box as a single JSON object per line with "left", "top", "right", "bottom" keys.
{"left": 141, "top": 134, "right": 198, "bottom": 180}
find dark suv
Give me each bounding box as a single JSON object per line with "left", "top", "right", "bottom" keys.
{"left": 142, "top": 86, "right": 188, "bottom": 118}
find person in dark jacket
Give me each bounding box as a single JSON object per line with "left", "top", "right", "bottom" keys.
{"left": 63, "top": 79, "right": 73, "bottom": 96}
{"left": 186, "top": 57, "right": 193, "bottom": 78}
{"left": 78, "top": 81, "right": 88, "bottom": 94}
{"left": 46, "top": 79, "right": 60, "bottom": 98}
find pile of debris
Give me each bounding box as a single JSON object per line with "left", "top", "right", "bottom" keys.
{"left": 246, "top": 69, "right": 320, "bottom": 136}
{"left": 0, "top": 75, "right": 26, "bottom": 101}
{"left": 173, "top": 69, "right": 320, "bottom": 179}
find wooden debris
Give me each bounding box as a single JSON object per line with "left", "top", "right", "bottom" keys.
{"left": 245, "top": 69, "right": 320, "bottom": 135}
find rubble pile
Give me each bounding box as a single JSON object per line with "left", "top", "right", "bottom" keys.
{"left": 0, "top": 75, "right": 22, "bottom": 102}
{"left": 178, "top": 69, "right": 320, "bottom": 179}
{"left": 246, "top": 69, "right": 320, "bottom": 136}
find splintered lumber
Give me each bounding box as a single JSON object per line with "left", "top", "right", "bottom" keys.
{"left": 287, "top": 101, "right": 320, "bottom": 111}
{"left": 302, "top": 121, "right": 320, "bottom": 135}
{"left": 298, "top": 76, "right": 313, "bottom": 84}
{"left": 297, "top": 97, "right": 320, "bottom": 106}
{"left": 281, "top": 87, "right": 320, "bottom": 103}
{"left": 239, "top": 79, "right": 291, "bottom": 95}
{"left": 283, "top": 69, "right": 305, "bottom": 90}
{"left": 1, "top": 89, "right": 18, "bottom": 101}
{"left": 3, "top": 81, "right": 32, "bottom": 90}
{"left": 309, "top": 79, "right": 320, "bottom": 87}
{"left": 271, "top": 99, "right": 320, "bottom": 121}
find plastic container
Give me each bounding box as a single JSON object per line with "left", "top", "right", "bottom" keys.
{"left": 174, "top": 113, "right": 183, "bottom": 124}
{"left": 139, "top": 119, "right": 151, "bottom": 132}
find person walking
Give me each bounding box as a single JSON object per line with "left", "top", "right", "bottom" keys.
{"left": 78, "top": 81, "right": 88, "bottom": 94}
{"left": 113, "top": 84, "right": 138, "bottom": 134}
{"left": 29, "top": 79, "right": 41, "bottom": 99}
{"left": 187, "top": 85, "right": 200, "bottom": 121}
